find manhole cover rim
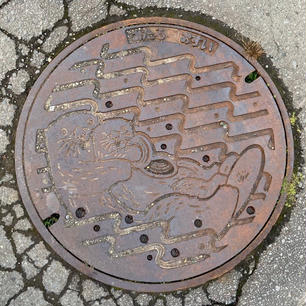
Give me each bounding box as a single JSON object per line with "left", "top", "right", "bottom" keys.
{"left": 15, "top": 17, "right": 294, "bottom": 292}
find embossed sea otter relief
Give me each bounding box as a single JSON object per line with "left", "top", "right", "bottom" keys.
{"left": 34, "top": 27, "right": 277, "bottom": 270}
{"left": 37, "top": 111, "right": 266, "bottom": 268}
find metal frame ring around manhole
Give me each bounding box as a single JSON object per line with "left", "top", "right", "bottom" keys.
{"left": 15, "top": 17, "right": 294, "bottom": 292}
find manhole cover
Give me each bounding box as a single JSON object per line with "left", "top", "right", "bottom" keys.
{"left": 15, "top": 18, "right": 293, "bottom": 292}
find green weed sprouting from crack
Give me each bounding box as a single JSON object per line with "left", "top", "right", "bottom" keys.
{"left": 289, "top": 112, "right": 297, "bottom": 126}
{"left": 245, "top": 71, "right": 259, "bottom": 83}
{"left": 289, "top": 111, "right": 302, "bottom": 134}
{"left": 43, "top": 213, "right": 60, "bottom": 228}
{"left": 281, "top": 172, "right": 304, "bottom": 208}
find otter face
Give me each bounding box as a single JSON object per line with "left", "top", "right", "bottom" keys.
{"left": 47, "top": 112, "right": 99, "bottom": 159}
{"left": 93, "top": 119, "right": 135, "bottom": 159}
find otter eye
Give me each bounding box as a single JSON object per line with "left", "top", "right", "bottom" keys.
{"left": 61, "top": 128, "right": 68, "bottom": 136}
{"left": 87, "top": 118, "right": 94, "bottom": 126}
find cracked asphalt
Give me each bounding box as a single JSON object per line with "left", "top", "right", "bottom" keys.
{"left": 0, "top": 0, "right": 305, "bottom": 305}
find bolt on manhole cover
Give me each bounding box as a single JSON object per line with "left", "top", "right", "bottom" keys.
{"left": 15, "top": 18, "right": 294, "bottom": 292}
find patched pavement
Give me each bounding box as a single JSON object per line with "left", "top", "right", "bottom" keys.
{"left": 0, "top": 1, "right": 305, "bottom": 305}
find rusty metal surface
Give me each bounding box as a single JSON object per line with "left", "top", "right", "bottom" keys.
{"left": 15, "top": 18, "right": 294, "bottom": 292}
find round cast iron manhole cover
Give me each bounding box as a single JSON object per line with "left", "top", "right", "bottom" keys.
{"left": 15, "top": 18, "right": 294, "bottom": 292}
